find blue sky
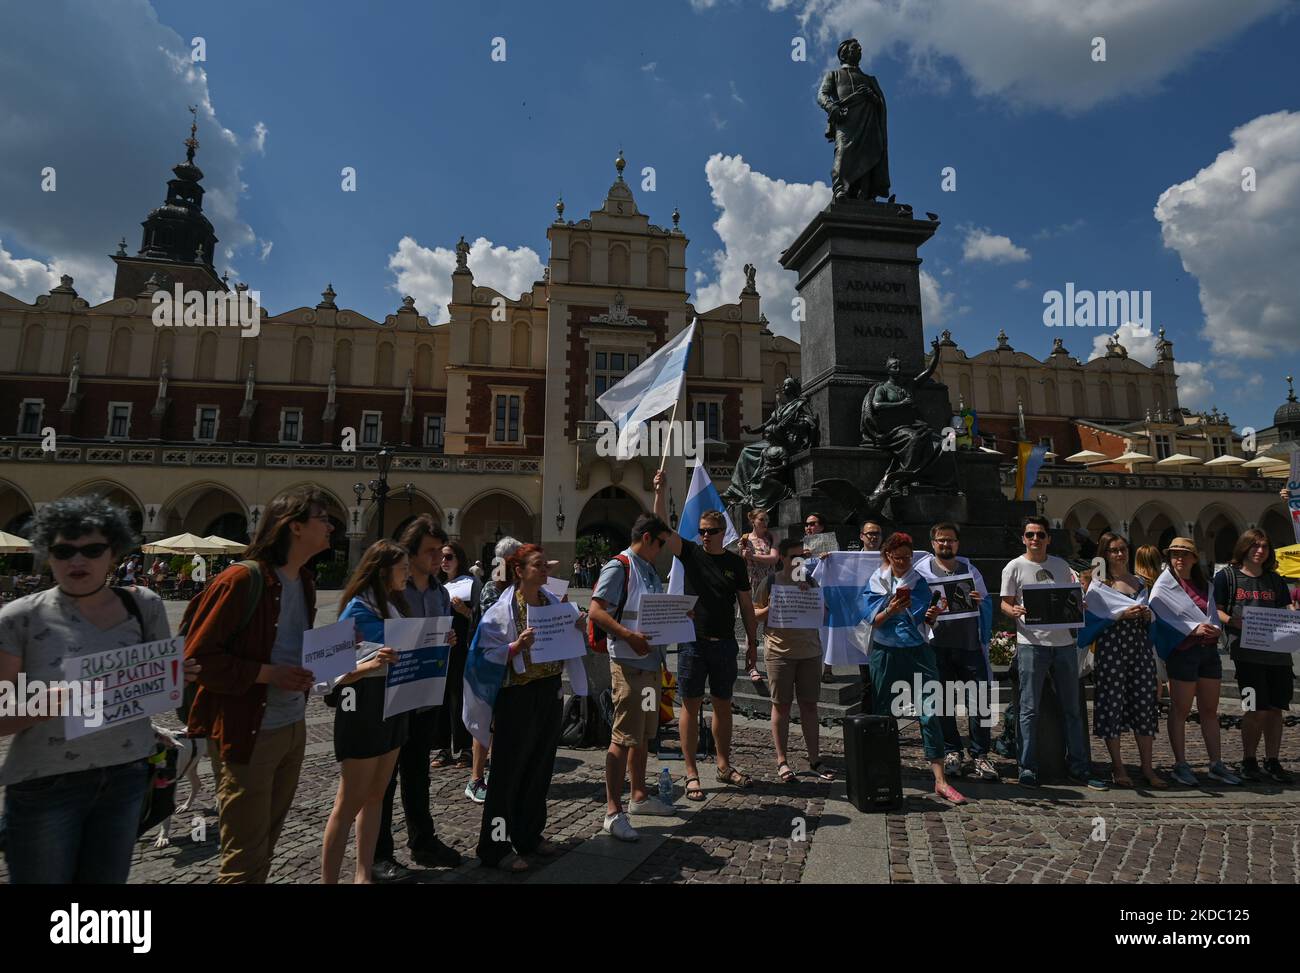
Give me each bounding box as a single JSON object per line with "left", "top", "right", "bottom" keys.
{"left": 1, "top": 0, "right": 1298, "bottom": 431}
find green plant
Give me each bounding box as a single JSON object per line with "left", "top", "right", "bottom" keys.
{"left": 575, "top": 534, "right": 611, "bottom": 565}
{"left": 988, "top": 629, "right": 1018, "bottom": 667}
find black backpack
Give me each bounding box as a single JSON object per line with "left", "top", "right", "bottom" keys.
{"left": 559, "top": 689, "right": 613, "bottom": 749}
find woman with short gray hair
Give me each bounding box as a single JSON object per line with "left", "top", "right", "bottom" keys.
{"left": 0, "top": 495, "right": 171, "bottom": 883}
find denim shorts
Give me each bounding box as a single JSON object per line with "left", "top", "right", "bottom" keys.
{"left": 1164, "top": 641, "right": 1223, "bottom": 682}
{"left": 678, "top": 638, "right": 739, "bottom": 700}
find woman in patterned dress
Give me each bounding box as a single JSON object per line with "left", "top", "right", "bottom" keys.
{"left": 1091, "top": 532, "right": 1165, "bottom": 788}
{"left": 740, "top": 508, "right": 779, "bottom": 683}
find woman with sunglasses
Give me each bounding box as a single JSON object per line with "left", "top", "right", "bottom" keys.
{"left": 435, "top": 540, "right": 480, "bottom": 773}
{"left": 0, "top": 496, "right": 172, "bottom": 883}
{"left": 1156, "top": 537, "right": 1239, "bottom": 787}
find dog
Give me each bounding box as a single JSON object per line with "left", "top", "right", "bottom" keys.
{"left": 149, "top": 723, "right": 207, "bottom": 849}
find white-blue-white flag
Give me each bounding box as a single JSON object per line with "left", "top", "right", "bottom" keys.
{"left": 597, "top": 319, "right": 696, "bottom": 459}
{"left": 667, "top": 456, "right": 738, "bottom": 595}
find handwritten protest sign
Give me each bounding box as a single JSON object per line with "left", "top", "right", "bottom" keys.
{"left": 62, "top": 636, "right": 184, "bottom": 740}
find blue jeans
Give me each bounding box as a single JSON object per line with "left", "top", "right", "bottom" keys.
{"left": 933, "top": 643, "right": 993, "bottom": 757}
{"left": 4, "top": 759, "right": 150, "bottom": 883}
{"left": 1017, "top": 644, "right": 1089, "bottom": 777}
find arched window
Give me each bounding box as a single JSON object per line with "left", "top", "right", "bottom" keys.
{"left": 471, "top": 320, "right": 489, "bottom": 363}
{"left": 1072, "top": 380, "right": 1086, "bottom": 415}
{"left": 511, "top": 322, "right": 530, "bottom": 367}
{"left": 1126, "top": 382, "right": 1141, "bottom": 419}
{"left": 238, "top": 335, "right": 257, "bottom": 383}
{"left": 723, "top": 334, "right": 741, "bottom": 376}
{"left": 292, "top": 336, "right": 313, "bottom": 384}
{"left": 1015, "top": 377, "right": 1030, "bottom": 413}
{"left": 1100, "top": 381, "right": 1115, "bottom": 418}
{"left": 570, "top": 241, "right": 590, "bottom": 283}
{"left": 195, "top": 332, "right": 217, "bottom": 381}
{"left": 608, "top": 243, "right": 630, "bottom": 286}
{"left": 19, "top": 324, "right": 43, "bottom": 373}
{"left": 648, "top": 247, "right": 668, "bottom": 288}
{"left": 1044, "top": 378, "right": 1059, "bottom": 414}
{"left": 65, "top": 325, "right": 89, "bottom": 372}
{"left": 958, "top": 372, "right": 973, "bottom": 409}
{"left": 151, "top": 329, "right": 174, "bottom": 376}
{"left": 375, "top": 341, "right": 395, "bottom": 387}
{"left": 109, "top": 329, "right": 133, "bottom": 376}
{"left": 334, "top": 339, "right": 353, "bottom": 386}
{"left": 987, "top": 376, "right": 1002, "bottom": 412}
{"left": 416, "top": 344, "right": 433, "bottom": 387}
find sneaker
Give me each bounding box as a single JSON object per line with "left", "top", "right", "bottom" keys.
{"left": 464, "top": 778, "right": 487, "bottom": 803}
{"left": 628, "top": 797, "right": 677, "bottom": 817}
{"left": 1018, "top": 770, "right": 1039, "bottom": 788}
{"left": 972, "top": 756, "right": 999, "bottom": 781}
{"left": 1171, "top": 762, "right": 1199, "bottom": 787}
{"left": 602, "top": 811, "right": 639, "bottom": 843}
{"left": 1263, "top": 759, "right": 1294, "bottom": 784}
{"left": 412, "top": 837, "right": 463, "bottom": 869}
{"left": 1208, "top": 761, "right": 1242, "bottom": 785}
{"left": 371, "top": 859, "right": 411, "bottom": 882}
{"left": 1066, "top": 770, "right": 1108, "bottom": 790}
{"left": 1238, "top": 757, "right": 1264, "bottom": 782}
{"left": 943, "top": 752, "right": 964, "bottom": 778}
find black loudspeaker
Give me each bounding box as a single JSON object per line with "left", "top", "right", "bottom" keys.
{"left": 843, "top": 714, "right": 903, "bottom": 812}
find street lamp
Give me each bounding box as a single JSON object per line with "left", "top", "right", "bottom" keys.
{"left": 352, "top": 445, "right": 412, "bottom": 539}
{"left": 555, "top": 487, "right": 565, "bottom": 533}
{"left": 668, "top": 488, "right": 678, "bottom": 530}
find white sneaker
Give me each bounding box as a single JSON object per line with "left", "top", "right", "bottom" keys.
{"left": 628, "top": 797, "right": 677, "bottom": 817}
{"left": 602, "top": 811, "right": 639, "bottom": 842}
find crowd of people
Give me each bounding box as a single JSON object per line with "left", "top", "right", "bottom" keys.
{"left": 1, "top": 483, "right": 1296, "bottom": 883}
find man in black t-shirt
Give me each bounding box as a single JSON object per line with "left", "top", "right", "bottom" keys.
{"left": 653, "top": 470, "right": 758, "bottom": 800}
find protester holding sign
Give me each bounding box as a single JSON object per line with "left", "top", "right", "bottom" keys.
{"left": 437, "top": 540, "right": 481, "bottom": 776}
{"left": 1001, "top": 515, "right": 1101, "bottom": 789}
{"left": 185, "top": 486, "right": 328, "bottom": 883}
{"left": 1079, "top": 533, "right": 1163, "bottom": 789}
{"left": 865, "top": 532, "right": 965, "bottom": 803}
{"left": 322, "top": 541, "right": 414, "bottom": 884}
{"left": 1151, "top": 537, "right": 1238, "bottom": 787}
{"left": 0, "top": 497, "right": 171, "bottom": 883}
{"left": 590, "top": 513, "right": 677, "bottom": 844}
{"left": 915, "top": 522, "right": 998, "bottom": 782}
{"left": 755, "top": 538, "right": 835, "bottom": 784}
{"left": 1213, "top": 529, "right": 1296, "bottom": 784}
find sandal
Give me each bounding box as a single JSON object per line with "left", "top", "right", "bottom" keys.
{"left": 747, "top": 666, "right": 765, "bottom": 685}
{"left": 1110, "top": 769, "right": 1134, "bottom": 788}
{"left": 777, "top": 761, "right": 797, "bottom": 783}
{"left": 809, "top": 760, "right": 835, "bottom": 782}
{"left": 494, "top": 853, "right": 529, "bottom": 873}
{"left": 430, "top": 750, "right": 451, "bottom": 769}
{"left": 1141, "top": 771, "right": 1169, "bottom": 790}
{"left": 452, "top": 754, "right": 471, "bottom": 770}
{"left": 716, "top": 764, "right": 754, "bottom": 789}
{"left": 684, "top": 776, "right": 706, "bottom": 802}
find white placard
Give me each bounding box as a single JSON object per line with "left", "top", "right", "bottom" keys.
{"left": 382, "top": 616, "right": 452, "bottom": 719}
{"left": 523, "top": 601, "right": 587, "bottom": 666}
{"left": 929, "top": 573, "right": 980, "bottom": 621}
{"left": 444, "top": 576, "right": 475, "bottom": 603}
{"left": 635, "top": 593, "right": 698, "bottom": 645}
{"left": 767, "top": 585, "right": 824, "bottom": 629}
{"left": 1021, "top": 582, "right": 1084, "bottom": 630}
{"left": 62, "top": 636, "right": 184, "bottom": 740}
{"left": 544, "top": 576, "right": 570, "bottom": 600}
{"left": 1240, "top": 606, "right": 1300, "bottom": 653}
{"left": 302, "top": 619, "right": 357, "bottom": 695}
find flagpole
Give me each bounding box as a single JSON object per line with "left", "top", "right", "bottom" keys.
{"left": 658, "top": 398, "right": 680, "bottom": 473}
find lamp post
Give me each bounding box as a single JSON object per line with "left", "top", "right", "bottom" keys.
{"left": 668, "top": 488, "right": 677, "bottom": 530}
{"left": 555, "top": 487, "right": 566, "bottom": 533}
{"left": 353, "top": 445, "right": 412, "bottom": 540}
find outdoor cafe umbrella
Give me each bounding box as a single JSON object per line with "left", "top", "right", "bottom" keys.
{"left": 1155, "top": 453, "right": 1201, "bottom": 472}
{"left": 142, "top": 532, "right": 231, "bottom": 555}
{"left": 0, "top": 530, "right": 32, "bottom": 553}
{"left": 1202, "top": 454, "right": 1246, "bottom": 469}
{"left": 203, "top": 534, "right": 247, "bottom": 554}
{"left": 1065, "top": 449, "right": 1107, "bottom": 464}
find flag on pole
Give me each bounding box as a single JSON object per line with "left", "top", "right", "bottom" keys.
{"left": 1015, "top": 442, "right": 1048, "bottom": 501}
{"left": 597, "top": 319, "right": 696, "bottom": 460}
{"left": 667, "top": 456, "right": 738, "bottom": 594}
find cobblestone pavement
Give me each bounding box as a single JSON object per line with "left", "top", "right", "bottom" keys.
{"left": 1, "top": 597, "right": 1296, "bottom": 884}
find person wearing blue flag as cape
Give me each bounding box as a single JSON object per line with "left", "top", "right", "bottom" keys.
{"left": 864, "top": 531, "right": 967, "bottom": 805}
{"left": 1076, "top": 532, "right": 1164, "bottom": 789}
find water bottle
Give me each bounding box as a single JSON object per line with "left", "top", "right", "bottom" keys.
{"left": 658, "top": 768, "right": 673, "bottom": 803}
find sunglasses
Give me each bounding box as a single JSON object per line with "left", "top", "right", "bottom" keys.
{"left": 698, "top": 526, "right": 724, "bottom": 536}
{"left": 1024, "top": 531, "right": 1048, "bottom": 539}
{"left": 440, "top": 553, "right": 456, "bottom": 561}
{"left": 49, "top": 542, "right": 112, "bottom": 560}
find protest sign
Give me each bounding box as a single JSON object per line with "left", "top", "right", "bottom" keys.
{"left": 524, "top": 601, "right": 586, "bottom": 665}
{"left": 303, "top": 619, "right": 357, "bottom": 695}
{"left": 62, "top": 636, "right": 184, "bottom": 739}
{"left": 768, "top": 585, "right": 824, "bottom": 629}
{"left": 1022, "top": 582, "right": 1084, "bottom": 630}
{"left": 382, "top": 616, "right": 452, "bottom": 719}
{"left": 635, "top": 593, "right": 697, "bottom": 645}
{"left": 1241, "top": 606, "right": 1300, "bottom": 654}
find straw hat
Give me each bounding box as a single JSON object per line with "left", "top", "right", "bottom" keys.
{"left": 1164, "top": 536, "right": 1198, "bottom": 557}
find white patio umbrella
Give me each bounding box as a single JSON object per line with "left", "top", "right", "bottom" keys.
{"left": 1112, "top": 449, "right": 1155, "bottom": 469}
{"left": 0, "top": 530, "right": 32, "bottom": 554}
{"left": 1202, "top": 454, "right": 1246, "bottom": 469}
{"left": 142, "top": 532, "right": 230, "bottom": 555}
{"left": 1241, "top": 455, "right": 1289, "bottom": 470}
{"left": 203, "top": 534, "right": 247, "bottom": 553}
{"left": 1065, "top": 449, "right": 1107, "bottom": 464}
{"left": 978, "top": 446, "right": 1002, "bottom": 455}
{"left": 1155, "top": 453, "right": 1202, "bottom": 473}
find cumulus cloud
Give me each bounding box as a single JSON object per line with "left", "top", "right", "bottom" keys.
{"left": 1087, "top": 322, "right": 1213, "bottom": 408}
{"left": 0, "top": 240, "right": 60, "bottom": 300}
{"left": 0, "top": 1, "right": 261, "bottom": 306}
{"left": 387, "top": 236, "right": 544, "bottom": 324}
{"left": 785, "top": 0, "right": 1287, "bottom": 112}
{"left": 1154, "top": 110, "right": 1300, "bottom": 359}
{"left": 962, "top": 227, "right": 1030, "bottom": 263}
{"left": 693, "top": 153, "right": 951, "bottom": 338}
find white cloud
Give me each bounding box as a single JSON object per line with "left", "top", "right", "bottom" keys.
{"left": 962, "top": 227, "right": 1030, "bottom": 263}
{"left": 693, "top": 154, "right": 952, "bottom": 339}
{"left": 1086, "top": 322, "right": 1213, "bottom": 409}
{"left": 387, "top": 235, "right": 544, "bottom": 324}
{"left": 0, "top": 2, "right": 261, "bottom": 305}
{"left": 729, "top": 80, "right": 745, "bottom": 105}
{"left": 1034, "top": 218, "right": 1086, "bottom": 240}
{"left": 0, "top": 240, "right": 59, "bottom": 300}
{"left": 1154, "top": 110, "right": 1300, "bottom": 359}
{"left": 1174, "top": 360, "right": 1214, "bottom": 408}
{"left": 251, "top": 121, "right": 268, "bottom": 154}
{"left": 786, "top": 0, "right": 1287, "bottom": 111}
{"left": 258, "top": 240, "right": 273, "bottom": 262}
{"left": 1014, "top": 278, "right": 1032, "bottom": 290}
{"left": 641, "top": 62, "right": 663, "bottom": 82}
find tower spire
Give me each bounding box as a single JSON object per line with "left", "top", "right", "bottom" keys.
{"left": 185, "top": 105, "right": 199, "bottom": 163}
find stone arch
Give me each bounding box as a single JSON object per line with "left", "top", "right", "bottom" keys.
{"left": 648, "top": 246, "right": 668, "bottom": 288}
{"left": 1062, "top": 498, "right": 1119, "bottom": 546}
{"left": 1196, "top": 502, "right": 1245, "bottom": 565}
{"left": 1130, "top": 500, "right": 1181, "bottom": 553}
{"left": 292, "top": 335, "right": 313, "bottom": 383}
{"left": 576, "top": 485, "right": 643, "bottom": 563}
{"left": 157, "top": 481, "right": 249, "bottom": 540}
{"left": 58, "top": 478, "right": 145, "bottom": 536}
{"left": 570, "top": 240, "right": 590, "bottom": 283}
{"left": 459, "top": 489, "right": 535, "bottom": 569}
{"left": 471, "top": 320, "right": 489, "bottom": 364}
{"left": 19, "top": 322, "right": 44, "bottom": 373}
{"left": 511, "top": 321, "right": 530, "bottom": 367}
{"left": 1259, "top": 506, "right": 1292, "bottom": 554}
{"left": 0, "top": 479, "right": 36, "bottom": 537}
{"left": 361, "top": 486, "right": 444, "bottom": 542}
{"left": 608, "top": 242, "right": 630, "bottom": 286}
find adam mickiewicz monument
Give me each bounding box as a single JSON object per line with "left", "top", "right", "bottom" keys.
{"left": 818, "top": 37, "right": 892, "bottom": 202}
